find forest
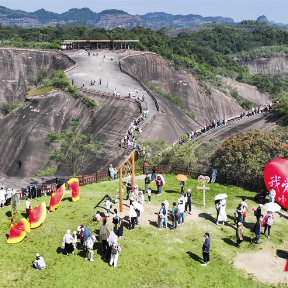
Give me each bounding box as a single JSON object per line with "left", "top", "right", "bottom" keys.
{"left": 0, "top": 23, "right": 288, "bottom": 118}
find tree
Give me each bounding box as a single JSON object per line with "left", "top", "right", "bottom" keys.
{"left": 45, "top": 118, "right": 104, "bottom": 177}
{"left": 210, "top": 129, "right": 288, "bottom": 179}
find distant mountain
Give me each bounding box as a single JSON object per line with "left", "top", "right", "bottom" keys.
{"left": 0, "top": 6, "right": 286, "bottom": 30}
{"left": 0, "top": 6, "right": 234, "bottom": 29}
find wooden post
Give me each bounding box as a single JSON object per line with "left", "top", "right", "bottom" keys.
{"left": 119, "top": 165, "right": 123, "bottom": 212}
{"left": 132, "top": 150, "right": 135, "bottom": 187}
{"left": 96, "top": 172, "right": 98, "bottom": 183}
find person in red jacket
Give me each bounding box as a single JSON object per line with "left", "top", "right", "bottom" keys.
{"left": 156, "top": 176, "right": 163, "bottom": 196}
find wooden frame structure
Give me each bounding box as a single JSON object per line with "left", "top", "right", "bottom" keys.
{"left": 118, "top": 150, "right": 135, "bottom": 212}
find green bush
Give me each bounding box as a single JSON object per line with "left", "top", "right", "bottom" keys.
{"left": 35, "top": 167, "right": 57, "bottom": 177}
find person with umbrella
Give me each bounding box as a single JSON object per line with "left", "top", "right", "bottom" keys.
{"left": 176, "top": 174, "right": 187, "bottom": 193}
{"left": 263, "top": 211, "right": 274, "bottom": 238}
{"left": 217, "top": 199, "right": 227, "bottom": 225}
{"left": 214, "top": 194, "right": 227, "bottom": 225}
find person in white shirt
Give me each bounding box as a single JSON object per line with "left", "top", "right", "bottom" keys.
{"left": 147, "top": 188, "right": 151, "bottom": 202}
{"left": 178, "top": 200, "right": 185, "bottom": 225}
{"left": 105, "top": 197, "right": 112, "bottom": 216}
{"left": 0, "top": 187, "right": 6, "bottom": 208}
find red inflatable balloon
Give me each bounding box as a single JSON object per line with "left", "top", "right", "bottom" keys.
{"left": 263, "top": 158, "right": 288, "bottom": 210}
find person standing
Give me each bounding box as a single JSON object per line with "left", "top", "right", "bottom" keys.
{"left": 126, "top": 182, "right": 132, "bottom": 201}
{"left": 269, "top": 187, "right": 276, "bottom": 203}
{"left": 240, "top": 197, "right": 248, "bottom": 222}
{"left": 147, "top": 188, "right": 151, "bottom": 202}
{"left": 128, "top": 202, "right": 137, "bottom": 231}
{"left": 251, "top": 217, "right": 262, "bottom": 244}
{"left": 263, "top": 212, "right": 274, "bottom": 238}
{"left": 217, "top": 199, "right": 227, "bottom": 225}
{"left": 105, "top": 197, "right": 112, "bottom": 216}
{"left": 85, "top": 235, "right": 96, "bottom": 262}
{"left": 109, "top": 164, "right": 114, "bottom": 180}
{"left": 26, "top": 198, "right": 32, "bottom": 218}
{"left": 118, "top": 212, "right": 124, "bottom": 238}
{"left": 143, "top": 159, "right": 148, "bottom": 175}
{"left": 31, "top": 253, "right": 46, "bottom": 270}
{"left": 99, "top": 219, "right": 110, "bottom": 253}
{"left": 151, "top": 166, "right": 156, "bottom": 182}
{"left": 178, "top": 200, "right": 185, "bottom": 225}
{"left": 156, "top": 176, "right": 163, "bottom": 196}
{"left": 83, "top": 224, "right": 91, "bottom": 244}
{"left": 211, "top": 168, "right": 217, "bottom": 183}
{"left": 62, "top": 230, "right": 74, "bottom": 256}
{"left": 215, "top": 200, "right": 221, "bottom": 225}
{"left": 236, "top": 222, "right": 243, "bottom": 248}
{"left": 109, "top": 241, "right": 121, "bottom": 268}
{"left": 144, "top": 174, "right": 150, "bottom": 194}
{"left": 56, "top": 178, "right": 62, "bottom": 189}
{"left": 72, "top": 231, "right": 77, "bottom": 249}
{"left": 235, "top": 204, "right": 243, "bottom": 226}
{"left": 0, "top": 187, "right": 5, "bottom": 208}
{"left": 99, "top": 78, "right": 102, "bottom": 85}
{"left": 142, "top": 95, "right": 145, "bottom": 102}
{"left": 171, "top": 202, "right": 178, "bottom": 231}
{"left": 201, "top": 233, "right": 211, "bottom": 266}
{"left": 159, "top": 203, "right": 167, "bottom": 229}
{"left": 255, "top": 204, "right": 263, "bottom": 221}
{"left": 112, "top": 209, "right": 119, "bottom": 232}
{"left": 184, "top": 189, "right": 192, "bottom": 214}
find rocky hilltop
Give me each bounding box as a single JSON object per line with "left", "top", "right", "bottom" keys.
{"left": 239, "top": 56, "right": 288, "bottom": 75}
{"left": 0, "top": 49, "right": 74, "bottom": 116}
{"left": 121, "top": 53, "right": 243, "bottom": 124}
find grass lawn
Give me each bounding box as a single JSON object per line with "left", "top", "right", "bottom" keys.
{"left": 0, "top": 174, "right": 287, "bottom": 288}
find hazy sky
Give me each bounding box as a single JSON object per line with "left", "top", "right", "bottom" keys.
{"left": 2, "top": 0, "right": 288, "bottom": 23}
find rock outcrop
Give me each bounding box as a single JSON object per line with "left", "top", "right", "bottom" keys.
{"left": 0, "top": 90, "right": 139, "bottom": 177}
{"left": 239, "top": 56, "right": 288, "bottom": 75}
{"left": 223, "top": 78, "right": 271, "bottom": 106}
{"left": 0, "top": 49, "right": 74, "bottom": 116}
{"left": 121, "top": 53, "right": 243, "bottom": 124}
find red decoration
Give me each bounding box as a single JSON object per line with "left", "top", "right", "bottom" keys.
{"left": 49, "top": 184, "right": 65, "bottom": 212}
{"left": 29, "top": 202, "right": 46, "bottom": 228}
{"left": 68, "top": 178, "right": 80, "bottom": 202}
{"left": 263, "top": 158, "right": 288, "bottom": 210}
{"left": 7, "top": 224, "right": 26, "bottom": 244}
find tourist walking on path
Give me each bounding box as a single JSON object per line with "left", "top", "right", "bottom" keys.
{"left": 240, "top": 197, "right": 248, "bottom": 222}
{"left": 62, "top": 230, "right": 74, "bottom": 256}
{"left": 31, "top": 253, "right": 46, "bottom": 270}
{"left": 112, "top": 209, "right": 119, "bottom": 232}
{"left": 255, "top": 204, "right": 263, "bottom": 221}
{"left": 126, "top": 182, "right": 132, "bottom": 201}
{"left": 201, "top": 233, "right": 211, "bottom": 266}
{"left": 109, "top": 241, "right": 121, "bottom": 268}
{"left": 236, "top": 222, "right": 243, "bottom": 248}
{"left": 251, "top": 217, "right": 262, "bottom": 244}
{"left": 144, "top": 174, "right": 150, "bottom": 194}
{"left": 85, "top": 235, "right": 96, "bottom": 262}
{"left": 72, "top": 231, "right": 77, "bottom": 249}
{"left": 184, "top": 189, "right": 192, "bottom": 214}
{"left": 156, "top": 175, "right": 163, "bottom": 196}
{"left": 171, "top": 202, "right": 178, "bottom": 230}
{"left": 178, "top": 200, "right": 185, "bottom": 225}
{"left": 151, "top": 166, "right": 156, "bottom": 181}
{"left": 217, "top": 199, "right": 227, "bottom": 225}
{"left": 263, "top": 212, "right": 274, "bottom": 238}
{"left": 99, "top": 219, "right": 110, "bottom": 253}
{"left": 99, "top": 78, "right": 102, "bottom": 85}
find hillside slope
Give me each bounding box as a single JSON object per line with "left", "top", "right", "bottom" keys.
{"left": 120, "top": 53, "right": 243, "bottom": 124}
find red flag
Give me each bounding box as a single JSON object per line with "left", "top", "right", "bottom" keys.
{"left": 49, "top": 184, "right": 65, "bottom": 212}
{"left": 67, "top": 178, "right": 80, "bottom": 202}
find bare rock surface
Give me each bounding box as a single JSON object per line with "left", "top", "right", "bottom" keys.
{"left": 223, "top": 78, "right": 271, "bottom": 107}
{"left": 0, "top": 48, "right": 74, "bottom": 116}
{"left": 0, "top": 90, "right": 138, "bottom": 178}
{"left": 239, "top": 56, "right": 288, "bottom": 75}
{"left": 120, "top": 53, "right": 243, "bottom": 124}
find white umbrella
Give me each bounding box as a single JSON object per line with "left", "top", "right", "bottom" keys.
{"left": 158, "top": 174, "right": 165, "bottom": 185}
{"left": 214, "top": 193, "right": 228, "bottom": 201}
{"left": 263, "top": 202, "right": 281, "bottom": 212}
{"left": 132, "top": 202, "right": 144, "bottom": 212}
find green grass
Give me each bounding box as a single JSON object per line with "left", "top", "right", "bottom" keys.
{"left": 0, "top": 175, "right": 287, "bottom": 288}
